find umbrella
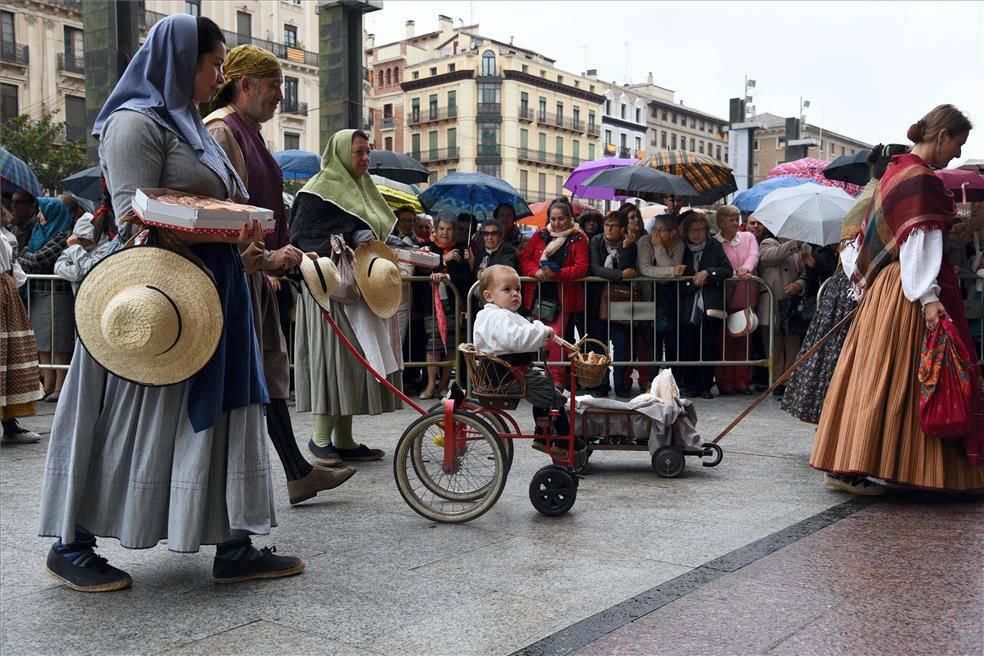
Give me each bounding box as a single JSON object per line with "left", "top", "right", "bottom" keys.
{"left": 823, "top": 149, "right": 872, "bottom": 186}
{"left": 639, "top": 203, "right": 668, "bottom": 219}
{"left": 370, "top": 174, "right": 423, "bottom": 213}
{"left": 273, "top": 149, "right": 321, "bottom": 180}
{"left": 61, "top": 165, "right": 103, "bottom": 202}
{"left": 753, "top": 182, "right": 856, "bottom": 246}
{"left": 418, "top": 172, "right": 532, "bottom": 223}
{"left": 637, "top": 151, "right": 737, "bottom": 204}
{"left": 732, "top": 177, "right": 811, "bottom": 212}
{"left": 767, "top": 157, "right": 863, "bottom": 196}
{"left": 518, "top": 200, "right": 592, "bottom": 229}
{"left": 581, "top": 166, "right": 698, "bottom": 202}
{"left": 0, "top": 147, "right": 43, "bottom": 198}
{"left": 368, "top": 150, "right": 430, "bottom": 185}
{"left": 935, "top": 168, "right": 984, "bottom": 203}
{"left": 563, "top": 157, "right": 636, "bottom": 200}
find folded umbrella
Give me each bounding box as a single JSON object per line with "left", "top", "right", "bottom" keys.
{"left": 563, "top": 157, "right": 636, "bottom": 200}
{"left": 368, "top": 150, "right": 430, "bottom": 185}
{"left": 637, "top": 151, "right": 737, "bottom": 204}
{"left": 753, "top": 182, "right": 856, "bottom": 246}
{"left": 0, "top": 147, "right": 43, "bottom": 198}
{"left": 418, "top": 172, "right": 531, "bottom": 222}
{"left": 935, "top": 168, "right": 984, "bottom": 203}
{"left": 733, "top": 177, "right": 810, "bottom": 212}
{"left": 273, "top": 149, "right": 321, "bottom": 180}
{"left": 823, "top": 149, "right": 872, "bottom": 186}
{"left": 61, "top": 165, "right": 104, "bottom": 202}
{"left": 581, "top": 166, "right": 698, "bottom": 202}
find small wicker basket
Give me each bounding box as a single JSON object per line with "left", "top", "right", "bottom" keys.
{"left": 564, "top": 337, "right": 610, "bottom": 388}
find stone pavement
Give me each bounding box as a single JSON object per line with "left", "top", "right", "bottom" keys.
{"left": 1, "top": 394, "right": 981, "bottom": 656}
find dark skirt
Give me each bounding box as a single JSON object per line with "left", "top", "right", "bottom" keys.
{"left": 781, "top": 272, "right": 856, "bottom": 424}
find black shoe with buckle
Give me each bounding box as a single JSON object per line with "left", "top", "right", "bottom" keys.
{"left": 45, "top": 546, "right": 132, "bottom": 593}
{"left": 213, "top": 542, "right": 305, "bottom": 583}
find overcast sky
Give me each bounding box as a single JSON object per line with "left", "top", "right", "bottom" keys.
{"left": 365, "top": 1, "right": 984, "bottom": 163}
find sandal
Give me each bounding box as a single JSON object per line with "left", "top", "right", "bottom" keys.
{"left": 419, "top": 389, "right": 435, "bottom": 400}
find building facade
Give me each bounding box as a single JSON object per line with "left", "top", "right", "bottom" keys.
{"left": 592, "top": 76, "right": 648, "bottom": 159}
{"left": 1, "top": 0, "right": 322, "bottom": 154}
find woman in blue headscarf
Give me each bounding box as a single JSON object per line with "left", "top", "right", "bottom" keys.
{"left": 37, "top": 15, "right": 303, "bottom": 593}
{"left": 18, "top": 197, "right": 75, "bottom": 400}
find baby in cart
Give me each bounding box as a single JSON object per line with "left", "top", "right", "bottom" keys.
{"left": 473, "top": 265, "right": 575, "bottom": 455}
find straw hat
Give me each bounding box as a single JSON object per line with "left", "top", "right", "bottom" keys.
{"left": 75, "top": 247, "right": 223, "bottom": 387}
{"left": 726, "top": 307, "right": 759, "bottom": 337}
{"left": 353, "top": 240, "right": 402, "bottom": 319}
{"left": 299, "top": 255, "right": 341, "bottom": 312}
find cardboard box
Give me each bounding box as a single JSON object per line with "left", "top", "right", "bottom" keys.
{"left": 396, "top": 248, "right": 441, "bottom": 269}
{"left": 132, "top": 188, "right": 275, "bottom": 235}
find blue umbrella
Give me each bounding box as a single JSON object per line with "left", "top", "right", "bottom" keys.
{"left": 418, "top": 172, "right": 532, "bottom": 221}
{"left": 272, "top": 149, "right": 321, "bottom": 180}
{"left": 733, "top": 176, "right": 811, "bottom": 212}
{"left": 0, "top": 147, "right": 43, "bottom": 197}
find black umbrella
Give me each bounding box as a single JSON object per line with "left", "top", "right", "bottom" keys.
{"left": 823, "top": 149, "right": 872, "bottom": 186}
{"left": 368, "top": 150, "right": 430, "bottom": 185}
{"left": 581, "top": 166, "right": 698, "bottom": 202}
{"left": 61, "top": 165, "right": 103, "bottom": 203}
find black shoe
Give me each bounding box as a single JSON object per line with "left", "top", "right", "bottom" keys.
{"left": 45, "top": 546, "right": 132, "bottom": 593}
{"left": 335, "top": 444, "right": 385, "bottom": 462}
{"left": 773, "top": 385, "right": 786, "bottom": 399}
{"left": 700, "top": 390, "right": 714, "bottom": 399}
{"left": 308, "top": 440, "right": 342, "bottom": 467}
{"left": 213, "top": 544, "right": 305, "bottom": 583}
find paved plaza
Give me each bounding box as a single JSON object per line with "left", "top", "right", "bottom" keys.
{"left": 1, "top": 394, "right": 981, "bottom": 655}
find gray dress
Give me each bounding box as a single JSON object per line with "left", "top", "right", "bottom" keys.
{"left": 37, "top": 110, "right": 275, "bottom": 552}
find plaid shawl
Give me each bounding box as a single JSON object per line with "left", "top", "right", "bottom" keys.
{"left": 855, "top": 154, "right": 955, "bottom": 287}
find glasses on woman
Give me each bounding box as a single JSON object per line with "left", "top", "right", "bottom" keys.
{"left": 481, "top": 230, "right": 501, "bottom": 237}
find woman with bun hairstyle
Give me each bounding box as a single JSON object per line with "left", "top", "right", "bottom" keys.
{"left": 810, "top": 105, "right": 984, "bottom": 494}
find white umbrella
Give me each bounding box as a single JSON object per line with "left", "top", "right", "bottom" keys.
{"left": 753, "top": 182, "right": 856, "bottom": 245}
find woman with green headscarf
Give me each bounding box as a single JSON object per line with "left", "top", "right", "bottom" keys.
{"left": 291, "top": 129, "right": 407, "bottom": 464}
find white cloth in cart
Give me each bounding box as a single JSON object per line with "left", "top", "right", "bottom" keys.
{"left": 570, "top": 393, "right": 702, "bottom": 453}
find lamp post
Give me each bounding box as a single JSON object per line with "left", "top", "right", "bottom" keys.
{"left": 744, "top": 75, "right": 756, "bottom": 118}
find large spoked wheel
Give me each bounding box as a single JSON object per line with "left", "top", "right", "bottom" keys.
{"left": 652, "top": 445, "right": 686, "bottom": 478}
{"left": 528, "top": 465, "right": 578, "bottom": 517}
{"left": 395, "top": 410, "right": 507, "bottom": 523}
{"left": 427, "top": 399, "right": 514, "bottom": 472}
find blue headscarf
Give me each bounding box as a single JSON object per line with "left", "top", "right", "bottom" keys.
{"left": 92, "top": 14, "right": 246, "bottom": 200}
{"left": 27, "top": 197, "right": 73, "bottom": 253}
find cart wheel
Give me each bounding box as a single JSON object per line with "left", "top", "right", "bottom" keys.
{"left": 427, "top": 399, "right": 514, "bottom": 472}
{"left": 651, "top": 446, "right": 685, "bottom": 478}
{"left": 700, "top": 442, "right": 723, "bottom": 467}
{"left": 395, "top": 410, "right": 507, "bottom": 523}
{"left": 529, "top": 466, "right": 578, "bottom": 517}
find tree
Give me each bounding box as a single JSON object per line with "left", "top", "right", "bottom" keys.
{"left": 3, "top": 113, "right": 88, "bottom": 196}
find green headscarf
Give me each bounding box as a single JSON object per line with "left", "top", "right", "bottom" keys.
{"left": 298, "top": 129, "right": 395, "bottom": 239}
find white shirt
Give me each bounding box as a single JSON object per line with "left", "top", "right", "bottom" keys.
{"left": 0, "top": 225, "right": 26, "bottom": 288}
{"left": 474, "top": 303, "right": 550, "bottom": 356}
{"left": 842, "top": 228, "right": 941, "bottom": 305}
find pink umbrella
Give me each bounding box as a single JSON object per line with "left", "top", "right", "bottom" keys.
{"left": 767, "top": 157, "right": 863, "bottom": 197}
{"left": 563, "top": 157, "right": 636, "bottom": 200}
{"left": 935, "top": 168, "right": 984, "bottom": 203}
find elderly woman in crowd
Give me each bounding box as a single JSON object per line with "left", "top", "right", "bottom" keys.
{"left": 678, "top": 210, "right": 733, "bottom": 398}
{"left": 519, "top": 198, "right": 589, "bottom": 389}
{"left": 637, "top": 214, "right": 686, "bottom": 368}
{"left": 714, "top": 204, "right": 759, "bottom": 395}
{"left": 747, "top": 215, "right": 807, "bottom": 397}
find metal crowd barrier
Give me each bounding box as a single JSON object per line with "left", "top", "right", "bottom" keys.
{"left": 22, "top": 274, "right": 72, "bottom": 371}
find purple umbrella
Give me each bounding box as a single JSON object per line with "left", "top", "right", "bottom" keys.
{"left": 563, "top": 157, "right": 637, "bottom": 200}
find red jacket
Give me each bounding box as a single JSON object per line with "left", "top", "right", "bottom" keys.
{"left": 519, "top": 229, "right": 590, "bottom": 313}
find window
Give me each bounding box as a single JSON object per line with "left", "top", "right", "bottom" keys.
{"left": 557, "top": 75, "right": 563, "bottom": 84}
{"left": 520, "top": 91, "right": 529, "bottom": 117}
{"left": 478, "top": 83, "right": 498, "bottom": 105}
{"left": 660, "top": 131, "right": 667, "bottom": 148}
{"left": 284, "top": 77, "right": 298, "bottom": 112}
{"left": 538, "top": 172, "right": 546, "bottom": 195}
{"left": 283, "top": 132, "right": 300, "bottom": 150}
{"left": 588, "top": 143, "right": 596, "bottom": 160}
{"left": 411, "top": 133, "right": 421, "bottom": 160}
{"left": 448, "top": 63, "right": 455, "bottom": 72}
{"left": 605, "top": 129, "right": 612, "bottom": 145}
{"left": 519, "top": 128, "right": 528, "bottom": 156}
{"left": 635, "top": 136, "right": 641, "bottom": 152}
{"left": 556, "top": 136, "right": 564, "bottom": 163}
{"left": 385, "top": 69, "right": 391, "bottom": 86}
{"left": 283, "top": 24, "right": 297, "bottom": 48}
{"left": 376, "top": 70, "right": 383, "bottom": 86}
{"left": 830, "top": 142, "right": 836, "bottom": 154}
{"left": 384, "top": 136, "right": 393, "bottom": 150}
{"left": 753, "top": 139, "right": 759, "bottom": 151}
{"left": 698, "top": 140, "right": 704, "bottom": 154}
{"left": 699, "top": 120, "right": 705, "bottom": 132}
{"left": 689, "top": 137, "right": 695, "bottom": 151}
{"left": 680, "top": 137, "right": 686, "bottom": 151}
{"left": 64, "top": 26, "right": 83, "bottom": 64}
{"left": 520, "top": 169, "right": 528, "bottom": 193}
{"left": 690, "top": 117, "right": 696, "bottom": 128}
{"left": 481, "top": 49, "right": 496, "bottom": 76}
{"left": 556, "top": 102, "right": 563, "bottom": 124}
{"left": 620, "top": 133, "right": 627, "bottom": 149}
{"left": 479, "top": 126, "right": 499, "bottom": 152}
{"left": 412, "top": 71, "right": 419, "bottom": 80}
{"left": 671, "top": 112, "right": 677, "bottom": 124}
{"left": 428, "top": 131, "right": 439, "bottom": 159}
{"left": 0, "top": 83, "right": 17, "bottom": 122}
{"left": 556, "top": 175, "right": 563, "bottom": 195}
{"left": 538, "top": 132, "right": 547, "bottom": 159}
{"left": 447, "top": 128, "right": 457, "bottom": 152}
{"left": 605, "top": 99, "right": 611, "bottom": 115}
{"left": 538, "top": 97, "right": 546, "bottom": 121}
{"left": 447, "top": 90, "right": 456, "bottom": 116}
{"left": 716, "top": 145, "right": 722, "bottom": 161}
{"left": 661, "top": 110, "right": 668, "bottom": 121}
{"left": 572, "top": 140, "right": 580, "bottom": 162}
{"left": 65, "top": 95, "right": 86, "bottom": 142}
{"left": 635, "top": 107, "right": 641, "bottom": 123}
{"left": 521, "top": 64, "right": 528, "bottom": 73}
{"left": 411, "top": 98, "right": 420, "bottom": 122}
{"left": 184, "top": 0, "right": 200, "bottom": 16}
{"left": 429, "top": 66, "right": 437, "bottom": 76}
{"left": 236, "top": 11, "right": 252, "bottom": 37}
{"left": 428, "top": 94, "right": 437, "bottom": 120}
{"left": 588, "top": 110, "right": 596, "bottom": 130}
{"left": 776, "top": 137, "right": 785, "bottom": 148}
{"left": 383, "top": 103, "right": 393, "bottom": 119}
{"left": 841, "top": 145, "right": 846, "bottom": 155}
{"left": 572, "top": 106, "right": 580, "bottom": 127}
{"left": 671, "top": 134, "right": 677, "bottom": 149}
{"left": 620, "top": 103, "right": 626, "bottom": 119}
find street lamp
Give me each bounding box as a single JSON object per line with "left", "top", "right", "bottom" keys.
{"left": 744, "top": 76, "right": 756, "bottom": 118}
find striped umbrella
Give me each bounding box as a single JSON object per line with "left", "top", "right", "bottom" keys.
{"left": 0, "top": 147, "right": 43, "bottom": 197}
{"left": 637, "top": 151, "right": 737, "bottom": 204}
{"left": 767, "top": 157, "right": 863, "bottom": 196}
{"left": 370, "top": 174, "right": 423, "bottom": 212}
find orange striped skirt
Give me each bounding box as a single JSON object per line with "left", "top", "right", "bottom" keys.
{"left": 810, "top": 262, "right": 984, "bottom": 491}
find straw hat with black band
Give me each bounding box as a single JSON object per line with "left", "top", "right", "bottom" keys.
{"left": 75, "top": 247, "right": 223, "bottom": 386}
{"left": 299, "top": 255, "right": 341, "bottom": 312}
{"left": 353, "top": 240, "right": 402, "bottom": 319}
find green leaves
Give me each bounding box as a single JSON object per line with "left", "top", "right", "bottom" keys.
{"left": 3, "top": 113, "right": 88, "bottom": 196}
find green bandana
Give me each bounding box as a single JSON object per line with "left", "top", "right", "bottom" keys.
{"left": 298, "top": 130, "right": 395, "bottom": 240}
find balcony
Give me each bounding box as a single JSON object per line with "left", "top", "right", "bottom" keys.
{"left": 518, "top": 188, "right": 549, "bottom": 203}
{"left": 517, "top": 149, "right": 581, "bottom": 170}
{"left": 281, "top": 101, "right": 308, "bottom": 117}
{"left": 476, "top": 102, "right": 501, "bottom": 116}
{"left": 587, "top": 122, "right": 600, "bottom": 137}
{"left": 407, "top": 106, "right": 457, "bottom": 126}
{"left": 477, "top": 144, "right": 501, "bottom": 157}
{"left": 415, "top": 148, "right": 460, "bottom": 164}
{"left": 0, "top": 42, "right": 29, "bottom": 66}
{"left": 381, "top": 116, "right": 394, "bottom": 129}
{"left": 537, "top": 112, "right": 584, "bottom": 134}
{"left": 57, "top": 52, "right": 84, "bottom": 74}
{"left": 518, "top": 106, "right": 533, "bottom": 122}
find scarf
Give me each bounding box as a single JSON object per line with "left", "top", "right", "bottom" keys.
{"left": 839, "top": 178, "right": 879, "bottom": 243}
{"left": 603, "top": 239, "right": 620, "bottom": 269}
{"left": 855, "top": 153, "right": 955, "bottom": 288}
{"left": 92, "top": 14, "right": 246, "bottom": 201}
{"left": 542, "top": 227, "right": 576, "bottom": 260}
{"left": 27, "top": 197, "right": 73, "bottom": 253}
{"left": 298, "top": 129, "right": 396, "bottom": 240}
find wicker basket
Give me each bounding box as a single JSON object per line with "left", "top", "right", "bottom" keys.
{"left": 567, "top": 338, "right": 610, "bottom": 388}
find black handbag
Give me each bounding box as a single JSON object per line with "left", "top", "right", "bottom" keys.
{"left": 530, "top": 297, "right": 559, "bottom": 322}
{"left": 779, "top": 296, "right": 813, "bottom": 337}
